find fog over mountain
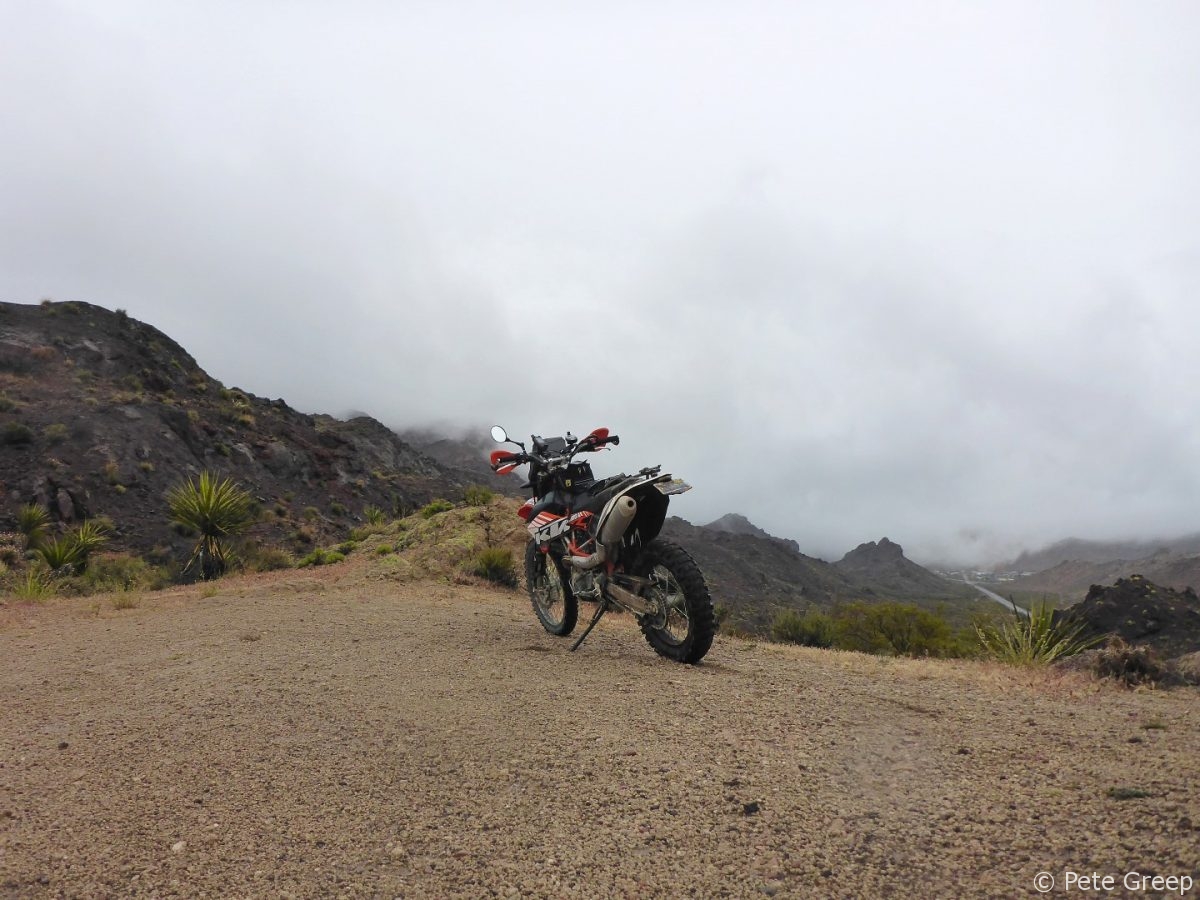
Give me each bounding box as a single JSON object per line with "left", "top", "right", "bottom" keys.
{"left": 3, "top": 2, "right": 1199, "bottom": 566}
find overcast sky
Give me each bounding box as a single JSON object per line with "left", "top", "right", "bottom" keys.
{"left": 3, "top": 1, "right": 1199, "bottom": 565}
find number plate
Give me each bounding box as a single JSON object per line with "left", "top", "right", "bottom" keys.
{"left": 655, "top": 478, "right": 692, "bottom": 496}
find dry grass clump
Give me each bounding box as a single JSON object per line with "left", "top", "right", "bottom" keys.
{"left": 1091, "top": 637, "right": 1167, "bottom": 686}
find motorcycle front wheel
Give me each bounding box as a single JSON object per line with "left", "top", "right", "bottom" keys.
{"left": 524, "top": 541, "right": 578, "bottom": 636}
{"left": 633, "top": 538, "right": 715, "bottom": 664}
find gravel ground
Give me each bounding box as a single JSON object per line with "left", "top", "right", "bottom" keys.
{"left": 2, "top": 561, "right": 1198, "bottom": 899}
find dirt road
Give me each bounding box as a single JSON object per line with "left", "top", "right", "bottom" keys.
{"left": 2, "top": 562, "right": 1197, "bottom": 898}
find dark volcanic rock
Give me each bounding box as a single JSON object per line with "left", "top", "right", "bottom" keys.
{"left": 1065, "top": 575, "right": 1200, "bottom": 659}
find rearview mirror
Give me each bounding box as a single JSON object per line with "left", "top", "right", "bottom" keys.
{"left": 490, "top": 425, "right": 508, "bottom": 443}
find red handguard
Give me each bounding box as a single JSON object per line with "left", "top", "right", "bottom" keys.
{"left": 489, "top": 449, "right": 520, "bottom": 475}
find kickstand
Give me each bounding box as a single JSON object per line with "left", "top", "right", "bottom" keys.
{"left": 570, "top": 598, "right": 609, "bottom": 652}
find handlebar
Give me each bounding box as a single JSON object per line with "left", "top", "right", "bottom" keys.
{"left": 490, "top": 428, "right": 619, "bottom": 473}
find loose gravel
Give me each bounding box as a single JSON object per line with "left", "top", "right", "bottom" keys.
{"left": 2, "top": 563, "right": 1197, "bottom": 898}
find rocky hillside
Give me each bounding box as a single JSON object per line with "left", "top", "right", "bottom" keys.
{"left": 1003, "top": 534, "right": 1200, "bottom": 573}
{"left": 0, "top": 300, "right": 475, "bottom": 559}
{"left": 835, "top": 537, "right": 977, "bottom": 604}
{"left": 398, "top": 427, "right": 525, "bottom": 497}
{"left": 661, "top": 519, "right": 986, "bottom": 633}
{"left": 1007, "top": 552, "right": 1200, "bottom": 604}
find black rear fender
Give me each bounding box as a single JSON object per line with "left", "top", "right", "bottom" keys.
{"left": 626, "top": 485, "right": 669, "bottom": 546}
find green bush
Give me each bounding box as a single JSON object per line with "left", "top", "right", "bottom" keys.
{"left": 464, "top": 485, "right": 495, "bottom": 506}
{"left": 329, "top": 502, "right": 347, "bottom": 516}
{"left": 375, "top": 544, "right": 393, "bottom": 555}
{"left": 43, "top": 423, "right": 68, "bottom": 444}
{"left": 833, "top": 600, "right": 960, "bottom": 657}
{"left": 772, "top": 608, "right": 835, "bottom": 648}
{"left": 469, "top": 547, "right": 517, "bottom": 586}
{"left": 303, "top": 506, "right": 320, "bottom": 521}
{"left": 337, "top": 541, "right": 358, "bottom": 555}
{"left": 298, "top": 548, "right": 346, "bottom": 568}
{"left": 421, "top": 499, "right": 454, "bottom": 518}
{"left": 363, "top": 505, "right": 386, "bottom": 525}
{"left": 975, "top": 601, "right": 1098, "bottom": 666}
{"left": 1, "top": 422, "right": 33, "bottom": 445}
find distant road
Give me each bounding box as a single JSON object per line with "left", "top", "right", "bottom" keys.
{"left": 964, "top": 581, "right": 1029, "bottom": 617}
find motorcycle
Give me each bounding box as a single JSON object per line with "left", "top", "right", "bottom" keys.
{"left": 489, "top": 425, "right": 715, "bottom": 664}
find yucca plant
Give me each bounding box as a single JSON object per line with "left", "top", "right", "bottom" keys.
{"left": 166, "top": 471, "right": 253, "bottom": 579}
{"left": 34, "top": 535, "right": 84, "bottom": 572}
{"left": 17, "top": 503, "right": 51, "bottom": 550}
{"left": 363, "top": 504, "right": 386, "bottom": 525}
{"left": 32, "top": 519, "right": 110, "bottom": 575}
{"left": 975, "top": 601, "right": 1099, "bottom": 665}
{"left": 71, "top": 519, "right": 111, "bottom": 556}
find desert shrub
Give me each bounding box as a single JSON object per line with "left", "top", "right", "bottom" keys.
{"left": 1, "top": 422, "right": 34, "bottom": 445}
{"left": 363, "top": 504, "right": 386, "bottom": 525}
{"left": 103, "top": 461, "right": 121, "bottom": 485}
{"left": 75, "top": 553, "right": 168, "bottom": 593}
{"left": 975, "top": 601, "right": 1098, "bottom": 666}
{"left": 43, "top": 423, "right": 68, "bottom": 444}
{"left": 298, "top": 548, "right": 346, "bottom": 568}
{"left": 11, "top": 568, "right": 54, "bottom": 601}
{"left": 111, "top": 593, "right": 139, "bottom": 610}
{"left": 329, "top": 502, "right": 347, "bottom": 516}
{"left": 215, "top": 443, "right": 231, "bottom": 458}
{"left": 0, "top": 535, "right": 21, "bottom": 566}
{"left": 17, "top": 503, "right": 51, "bottom": 549}
{"left": 464, "top": 485, "right": 495, "bottom": 506}
{"left": 303, "top": 506, "right": 320, "bottom": 521}
{"left": 421, "top": 499, "right": 454, "bottom": 518}
{"left": 337, "top": 540, "right": 358, "bottom": 555}
{"left": 241, "top": 544, "right": 295, "bottom": 572}
{"left": 0, "top": 392, "right": 18, "bottom": 412}
{"left": 236, "top": 414, "right": 255, "bottom": 428}
{"left": 291, "top": 525, "right": 316, "bottom": 546}
{"left": 772, "top": 608, "right": 835, "bottom": 648}
{"left": 138, "top": 461, "right": 155, "bottom": 473}
{"left": 469, "top": 547, "right": 516, "bottom": 586}
{"left": 1091, "top": 637, "right": 1166, "bottom": 686}
{"left": 166, "top": 470, "right": 254, "bottom": 580}
{"left": 833, "top": 601, "right": 959, "bottom": 657}
{"left": 375, "top": 544, "right": 393, "bottom": 555}
{"left": 274, "top": 503, "right": 288, "bottom": 518}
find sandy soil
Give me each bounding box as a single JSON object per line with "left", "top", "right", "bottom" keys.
{"left": 2, "top": 560, "right": 1198, "bottom": 898}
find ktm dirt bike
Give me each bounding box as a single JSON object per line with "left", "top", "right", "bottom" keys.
{"left": 489, "top": 425, "right": 715, "bottom": 664}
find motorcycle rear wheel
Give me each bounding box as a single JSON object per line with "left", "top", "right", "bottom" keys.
{"left": 525, "top": 541, "right": 578, "bottom": 636}
{"left": 633, "top": 538, "right": 715, "bottom": 664}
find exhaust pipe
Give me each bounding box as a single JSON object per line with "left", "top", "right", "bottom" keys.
{"left": 566, "top": 496, "right": 638, "bottom": 570}
{"left": 600, "top": 496, "right": 637, "bottom": 545}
